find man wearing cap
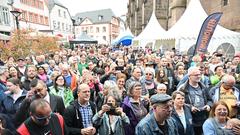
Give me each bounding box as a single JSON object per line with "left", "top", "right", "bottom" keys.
{"left": 16, "top": 57, "right": 26, "bottom": 76}
{"left": 135, "top": 94, "right": 179, "bottom": 135}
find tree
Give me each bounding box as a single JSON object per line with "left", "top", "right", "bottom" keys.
{"left": 0, "top": 29, "right": 60, "bottom": 60}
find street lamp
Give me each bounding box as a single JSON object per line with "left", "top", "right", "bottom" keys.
{"left": 71, "top": 18, "right": 76, "bottom": 39}
{"left": 10, "top": 10, "right": 22, "bottom": 30}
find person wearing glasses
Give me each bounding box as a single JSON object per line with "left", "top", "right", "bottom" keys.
{"left": 177, "top": 67, "right": 213, "bottom": 135}
{"left": 14, "top": 80, "right": 65, "bottom": 128}
{"left": 17, "top": 99, "right": 67, "bottom": 135}
{"left": 140, "top": 67, "right": 157, "bottom": 97}
{"left": 135, "top": 94, "right": 178, "bottom": 135}
{"left": 209, "top": 75, "right": 240, "bottom": 118}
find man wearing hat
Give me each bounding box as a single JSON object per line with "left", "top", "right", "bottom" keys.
{"left": 16, "top": 57, "right": 26, "bottom": 76}
{"left": 135, "top": 94, "right": 179, "bottom": 135}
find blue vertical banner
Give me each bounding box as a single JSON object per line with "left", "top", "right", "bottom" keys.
{"left": 193, "top": 12, "right": 223, "bottom": 55}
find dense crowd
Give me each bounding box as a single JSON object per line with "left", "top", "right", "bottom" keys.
{"left": 0, "top": 45, "right": 240, "bottom": 135}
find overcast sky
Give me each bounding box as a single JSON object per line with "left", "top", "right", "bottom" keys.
{"left": 61, "top": 0, "right": 128, "bottom": 17}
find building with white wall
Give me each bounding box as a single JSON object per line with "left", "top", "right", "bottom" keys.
{"left": 0, "top": 0, "right": 13, "bottom": 36}
{"left": 12, "top": 0, "right": 50, "bottom": 31}
{"left": 48, "top": 0, "right": 73, "bottom": 41}
{"left": 74, "top": 9, "right": 120, "bottom": 44}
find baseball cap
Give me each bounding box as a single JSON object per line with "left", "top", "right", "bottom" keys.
{"left": 150, "top": 94, "right": 172, "bottom": 105}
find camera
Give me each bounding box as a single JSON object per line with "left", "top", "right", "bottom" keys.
{"left": 215, "top": 53, "right": 223, "bottom": 57}
{"left": 115, "top": 66, "right": 124, "bottom": 71}
{"left": 106, "top": 103, "right": 120, "bottom": 116}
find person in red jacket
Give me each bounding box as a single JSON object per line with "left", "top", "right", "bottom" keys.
{"left": 17, "top": 99, "right": 67, "bottom": 135}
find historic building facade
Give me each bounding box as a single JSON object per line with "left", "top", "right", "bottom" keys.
{"left": 127, "top": 0, "right": 240, "bottom": 36}
{"left": 74, "top": 9, "right": 120, "bottom": 44}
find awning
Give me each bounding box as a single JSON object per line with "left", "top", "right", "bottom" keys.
{"left": 0, "top": 33, "right": 10, "bottom": 40}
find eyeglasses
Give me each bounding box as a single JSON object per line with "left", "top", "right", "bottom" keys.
{"left": 191, "top": 74, "right": 201, "bottom": 76}
{"left": 34, "top": 112, "right": 52, "bottom": 122}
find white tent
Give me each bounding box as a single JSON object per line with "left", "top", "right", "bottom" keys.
{"left": 133, "top": 11, "right": 167, "bottom": 48}
{"left": 163, "top": 0, "right": 240, "bottom": 56}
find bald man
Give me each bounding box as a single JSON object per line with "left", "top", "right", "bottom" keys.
{"left": 63, "top": 83, "right": 97, "bottom": 135}
{"left": 177, "top": 67, "right": 213, "bottom": 135}
{"left": 209, "top": 75, "right": 240, "bottom": 118}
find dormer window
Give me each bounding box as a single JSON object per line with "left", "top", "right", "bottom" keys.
{"left": 98, "top": 15, "right": 103, "bottom": 20}
{"left": 78, "top": 17, "right": 82, "bottom": 22}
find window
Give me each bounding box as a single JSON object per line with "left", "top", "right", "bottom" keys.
{"left": 40, "top": 15, "right": 44, "bottom": 24}
{"left": 102, "top": 26, "right": 106, "bottom": 32}
{"left": 21, "top": 10, "right": 27, "bottom": 20}
{"left": 29, "top": 13, "right": 33, "bottom": 22}
{"left": 103, "top": 36, "right": 106, "bottom": 40}
{"left": 66, "top": 24, "right": 68, "bottom": 31}
{"left": 96, "top": 27, "right": 99, "bottom": 33}
{"left": 62, "top": 23, "right": 65, "bottom": 31}
{"left": 53, "top": 20, "right": 56, "bottom": 29}
{"left": 98, "top": 15, "right": 103, "bottom": 20}
{"left": 63, "top": 11, "right": 66, "bottom": 18}
{"left": 44, "top": 17, "right": 48, "bottom": 25}
{"left": 34, "top": 14, "right": 38, "bottom": 23}
{"left": 0, "top": 6, "right": 10, "bottom": 25}
{"left": 58, "top": 9, "right": 61, "bottom": 17}
{"left": 39, "top": 1, "right": 43, "bottom": 9}
{"left": 57, "top": 21, "right": 60, "bottom": 29}
{"left": 78, "top": 17, "right": 82, "bottom": 22}
{"left": 90, "top": 26, "right": 93, "bottom": 33}
{"left": 222, "top": 0, "right": 228, "bottom": 6}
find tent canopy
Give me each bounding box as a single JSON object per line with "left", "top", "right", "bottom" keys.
{"left": 163, "top": 0, "right": 240, "bottom": 39}
{"left": 69, "top": 32, "right": 98, "bottom": 44}
{"left": 134, "top": 12, "right": 166, "bottom": 40}
{"left": 112, "top": 28, "right": 134, "bottom": 46}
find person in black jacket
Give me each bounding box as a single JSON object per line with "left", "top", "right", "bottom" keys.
{"left": 14, "top": 80, "right": 65, "bottom": 128}
{"left": 17, "top": 99, "right": 67, "bottom": 135}
{"left": 63, "top": 83, "right": 97, "bottom": 135}
{"left": 171, "top": 91, "right": 195, "bottom": 135}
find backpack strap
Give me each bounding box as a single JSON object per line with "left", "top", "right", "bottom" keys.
{"left": 56, "top": 113, "right": 64, "bottom": 135}
{"left": 17, "top": 123, "right": 30, "bottom": 135}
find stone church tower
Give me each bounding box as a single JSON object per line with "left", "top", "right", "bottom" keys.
{"left": 127, "top": 0, "right": 240, "bottom": 36}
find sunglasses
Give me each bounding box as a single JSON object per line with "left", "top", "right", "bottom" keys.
{"left": 34, "top": 112, "right": 52, "bottom": 122}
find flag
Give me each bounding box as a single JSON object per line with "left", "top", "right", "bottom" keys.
{"left": 193, "top": 12, "right": 223, "bottom": 55}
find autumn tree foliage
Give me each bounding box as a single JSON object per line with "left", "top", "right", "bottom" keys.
{"left": 0, "top": 29, "right": 60, "bottom": 60}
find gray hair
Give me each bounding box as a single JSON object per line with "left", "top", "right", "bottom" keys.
{"left": 145, "top": 67, "right": 155, "bottom": 77}
{"left": 221, "top": 75, "right": 236, "bottom": 84}
{"left": 103, "top": 80, "right": 121, "bottom": 100}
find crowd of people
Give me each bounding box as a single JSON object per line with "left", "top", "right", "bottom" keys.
{"left": 0, "top": 44, "right": 240, "bottom": 135}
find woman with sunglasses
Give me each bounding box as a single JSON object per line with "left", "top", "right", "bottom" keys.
{"left": 17, "top": 99, "right": 67, "bottom": 135}
{"left": 49, "top": 75, "right": 74, "bottom": 107}
{"left": 140, "top": 67, "right": 157, "bottom": 97}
